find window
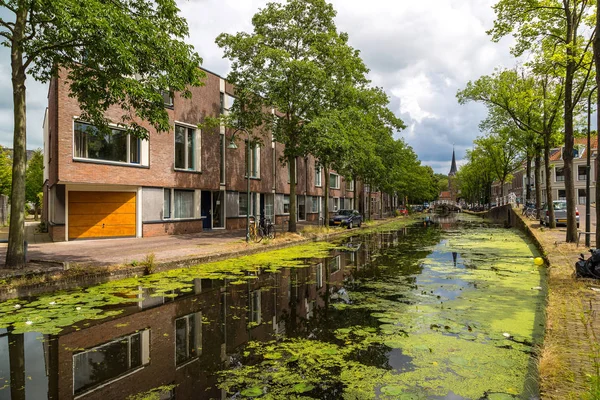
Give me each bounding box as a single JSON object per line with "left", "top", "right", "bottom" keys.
{"left": 164, "top": 189, "right": 171, "bottom": 219}
{"left": 330, "top": 197, "right": 340, "bottom": 212}
{"left": 315, "top": 163, "right": 322, "bottom": 187}
{"left": 73, "top": 330, "right": 150, "bottom": 395}
{"left": 555, "top": 167, "right": 564, "bottom": 182}
{"left": 330, "top": 173, "right": 339, "bottom": 189}
{"left": 175, "top": 312, "right": 202, "bottom": 366}
{"left": 558, "top": 189, "right": 566, "bottom": 200}
{"left": 283, "top": 195, "right": 290, "bottom": 214}
{"left": 221, "top": 93, "right": 235, "bottom": 115}
{"left": 161, "top": 90, "right": 174, "bottom": 107}
{"left": 249, "top": 290, "right": 261, "bottom": 325}
{"left": 311, "top": 196, "right": 319, "bottom": 213}
{"left": 579, "top": 188, "right": 587, "bottom": 205}
{"left": 239, "top": 193, "right": 248, "bottom": 216}
{"left": 316, "top": 263, "right": 323, "bottom": 288}
{"left": 578, "top": 165, "right": 587, "bottom": 181}
{"left": 175, "top": 124, "right": 199, "bottom": 171}
{"left": 74, "top": 121, "right": 140, "bottom": 164}
{"left": 329, "top": 255, "right": 341, "bottom": 273}
{"left": 345, "top": 179, "right": 354, "bottom": 191}
{"left": 174, "top": 190, "right": 194, "bottom": 219}
{"left": 246, "top": 141, "right": 260, "bottom": 178}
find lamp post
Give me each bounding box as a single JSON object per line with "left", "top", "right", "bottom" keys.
{"left": 586, "top": 85, "right": 597, "bottom": 247}
{"left": 228, "top": 128, "right": 251, "bottom": 243}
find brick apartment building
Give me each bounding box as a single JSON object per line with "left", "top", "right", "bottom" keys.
{"left": 42, "top": 68, "right": 394, "bottom": 241}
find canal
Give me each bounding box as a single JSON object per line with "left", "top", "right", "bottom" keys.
{"left": 0, "top": 214, "right": 545, "bottom": 399}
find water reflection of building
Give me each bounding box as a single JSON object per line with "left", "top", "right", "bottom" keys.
{"left": 0, "top": 232, "right": 414, "bottom": 400}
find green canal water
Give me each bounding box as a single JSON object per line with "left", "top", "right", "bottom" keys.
{"left": 0, "top": 214, "right": 545, "bottom": 399}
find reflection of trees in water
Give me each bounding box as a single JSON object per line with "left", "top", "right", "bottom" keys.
{"left": 8, "top": 330, "right": 25, "bottom": 400}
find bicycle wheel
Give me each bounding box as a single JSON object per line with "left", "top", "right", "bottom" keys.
{"left": 255, "top": 227, "right": 263, "bottom": 243}
{"left": 248, "top": 224, "right": 257, "bottom": 242}
{"left": 267, "top": 224, "right": 276, "bottom": 239}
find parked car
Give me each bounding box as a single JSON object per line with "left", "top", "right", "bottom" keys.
{"left": 540, "top": 200, "right": 579, "bottom": 228}
{"left": 396, "top": 206, "right": 408, "bottom": 216}
{"left": 329, "top": 209, "right": 363, "bottom": 229}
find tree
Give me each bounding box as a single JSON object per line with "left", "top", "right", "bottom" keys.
{"left": 488, "top": 0, "right": 594, "bottom": 241}
{"left": 216, "top": 0, "right": 371, "bottom": 232}
{"left": 25, "top": 149, "right": 43, "bottom": 220}
{"left": 0, "top": 0, "right": 204, "bottom": 267}
{"left": 458, "top": 68, "right": 564, "bottom": 226}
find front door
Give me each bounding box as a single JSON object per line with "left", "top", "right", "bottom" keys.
{"left": 212, "top": 191, "right": 225, "bottom": 228}
{"left": 201, "top": 191, "right": 212, "bottom": 230}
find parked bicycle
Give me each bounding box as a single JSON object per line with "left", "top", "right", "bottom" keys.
{"left": 523, "top": 206, "right": 538, "bottom": 220}
{"left": 249, "top": 216, "right": 276, "bottom": 242}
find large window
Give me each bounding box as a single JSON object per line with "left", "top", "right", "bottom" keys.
{"left": 329, "top": 173, "right": 339, "bottom": 189}
{"left": 175, "top": 125, "right": 199, "bottom": 171}
{"left": 311, "top": 196, "right": 319, "bottom": 213}
{"left": 74, "top": 121, "right": 140, "bottom": 164}
{"left": 164, "top": 189, "right": 172, "bottom": 219}
{"left": 315, "top": 163, "right": 322, "bottom": 187}
{"left": 175, "top": 312, "right": 202, "bottom": 366}
{"left": 164, "top": 189, "right": 195, "bottom": 220}
{"left": 73, "top": 330, "right": 150, "bottom": 395}
{"left": 221, "top": 93, "right": 235, "bottom": 115}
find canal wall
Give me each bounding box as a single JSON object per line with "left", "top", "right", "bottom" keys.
{"left": 483, "top": 205, "right": 547, "bottom": 261}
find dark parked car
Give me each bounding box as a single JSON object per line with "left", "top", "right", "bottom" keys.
{"left": 329, "top": 209, "right": 363, "bottom": 229}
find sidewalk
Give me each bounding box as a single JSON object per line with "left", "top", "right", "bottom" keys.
{"left": 516, "top": 209, "right": 600, "bottom": 399}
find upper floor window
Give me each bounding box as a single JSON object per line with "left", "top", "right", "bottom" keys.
{"left": 73, "top": 330, "right": 150, "bottom": 396}
{"left": 176, "top": 312, "right": 202, "bottom": 366}
{"left": 345, "top": 178, "right": 354, "bottom": 191}
{"left": 161, "top": 90, "right": 174, "bottom": 108}
{"left": 578, "top": 165, "right": 587, "bottom": 180}
{"left": 315, "top": 163, "right": 322, "bottom": 187}
{"left": 175, "top": 124, "right": 200, "bottom": 171}
{"left": 74, "top": 121, "right": 140, "bottom": 164}
{"left": 329, "top": 173, "right": 339, "bottom": 189}
{"left": 221, "top": 93, "right": 235, "bottom": 115}
{"left": 555, "top": 167, "right": 565, "bottom": 182}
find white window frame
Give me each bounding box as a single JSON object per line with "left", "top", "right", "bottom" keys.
{"left": 174, "top": 122, "right": 201, "bottom": 172}
{"left": 163, "top": 188, "right": 200, "bottom": 220}
{"left": 283, "top": 195, "right": 290, "bottom": 215}
{"left": 175, "top": 312, "right": 202, "bottom": 367}
{"left": 315, "top": 163, "right": 322, "bottom": 187}
{"left": 287, "top": 159, "right": 298, "bottom": 184}
{"left": 345, "top": 178, "right": 354, "bottom": 191}
{"left": 73, "top": 120, "right": 143, "bottom": 166}
{"left": 330, "top": 173, "right": 339, "bottom": 189}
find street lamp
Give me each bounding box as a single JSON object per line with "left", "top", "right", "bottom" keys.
{"left": 228, "top": 128, "right": 251, "bottom": 243}
{"left": 586, "top": 85, "right": 597, "bottom": 247}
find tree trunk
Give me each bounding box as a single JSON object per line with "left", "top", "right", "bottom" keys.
{"left": 367, "top": 184, "right": 372, "bottom": 220}
{"left": 288, "top": 155, "right": 297, "bottom": 232}
{"left": 534, "top": 152, "right": 542, "bottom": 216}
{"left": 9, "top": 331, "right": 25, "bottom": 400}
{"left": 544, "top": 131, "right": 556, "bottom": 228}
{"left": 324, "top": 165, "right": 330, "bottom": 228}
{"left": 595, "top": 1, "right": 600, "bottom": 246}
{"left": 563, "top": 17, "right": 577, "bottom": 242}
{"left": 526, "top": 155, "right": 532, "bottom": 202}
{"left": 6, "top": 5, "right": 28, "bottom": 268}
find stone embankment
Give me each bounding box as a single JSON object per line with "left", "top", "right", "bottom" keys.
{"left": 486, "top": 205, "right": 600, "bottom": 399}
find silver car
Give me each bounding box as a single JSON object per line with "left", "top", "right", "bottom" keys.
{"left": 540, "top": 200, "right": 579, "bottom": 228}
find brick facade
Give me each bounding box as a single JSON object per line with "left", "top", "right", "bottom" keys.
{"left": 43, "top": 68, "right": 390, "bottom": 241}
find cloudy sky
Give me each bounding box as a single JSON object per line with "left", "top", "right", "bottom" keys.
{"left": 0, "top": 0, "right": 516, "bottom": 174}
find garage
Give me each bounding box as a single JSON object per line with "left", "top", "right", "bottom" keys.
{"left": 68, "top": 191, "right": 136, "bottom": 240}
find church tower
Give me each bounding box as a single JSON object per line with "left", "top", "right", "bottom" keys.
{"left": 448, "top": 147, "right": 457, "bottom": 177}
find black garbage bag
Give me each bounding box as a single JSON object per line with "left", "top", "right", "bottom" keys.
{"left": 576, "top": 249, "right": 600, "bottom": 279}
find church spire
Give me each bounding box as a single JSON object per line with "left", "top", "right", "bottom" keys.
{"left": 449, "top": 146, "right": 457, "bottom": 176}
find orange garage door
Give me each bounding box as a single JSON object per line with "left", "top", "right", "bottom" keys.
{"left": 68, "top": 191, "right": 136, "bottom": 240}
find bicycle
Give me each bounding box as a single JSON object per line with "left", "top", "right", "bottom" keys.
{"left": 523, "top": 207, "right": 538, "bottom": 220}
{"left": 250, "top": 216, "right": 276, "bottom": 242}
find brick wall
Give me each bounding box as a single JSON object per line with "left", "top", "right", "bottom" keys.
{"left": 142, "top": 220, "right": 204, "bottom": 237}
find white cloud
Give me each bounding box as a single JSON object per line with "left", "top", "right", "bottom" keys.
{"left": 0, "top": 0, "right": 517, "bottom": 173}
